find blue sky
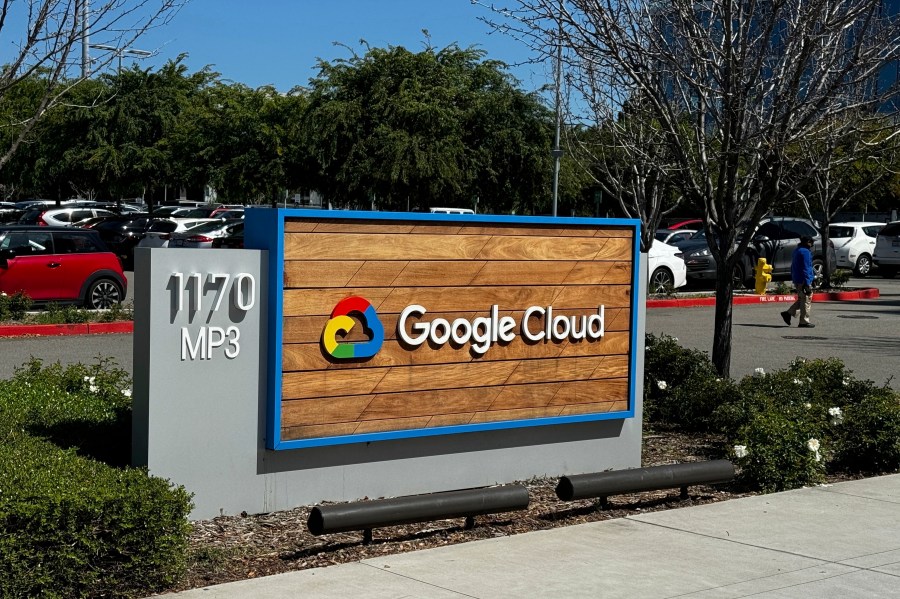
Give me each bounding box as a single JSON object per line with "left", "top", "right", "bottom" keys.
{"left": 131, "top": 0, "right": 549, "bottom": 92}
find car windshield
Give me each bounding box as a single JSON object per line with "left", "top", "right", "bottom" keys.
{"left": 688, "top": 230, "right": 706, "bottom": 240}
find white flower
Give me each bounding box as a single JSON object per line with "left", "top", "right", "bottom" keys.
{"left": 754, "top": 368, "right": 765, "bottom": 377}
{"left": 842, "top": 378, "right": 850, "bottom": 387}
{"left": 793, "top": 378, "right": 802, "bottom": 385}
{"left": 829, "top": 407, "right": 843, "bottom": 425}
{"left": 807, "top": 438, "right": 821, "bottom": 462}
{"left": 804, "top": 402, "right": 812, "bottom": 409}
{"left": 122, "top": 388, "right": 132, "bottom": 398}
{"left": 733, "top": 445, "right": 748, "bottom": 459}
{"left": 89, "top": 384, "right": 99, "bottom": 393}
{"left": 657, "top": 380, "right": 668, "bottom": 390}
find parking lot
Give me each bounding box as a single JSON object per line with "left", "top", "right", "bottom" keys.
{"left": 1, "top": 273, "right": 898, "bottom": 387}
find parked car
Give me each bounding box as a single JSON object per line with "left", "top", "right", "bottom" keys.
{"left": 86, "top": 214, "right": 183, "bottom": 267}
{"left": 0, "top": 226, "right": 126, "bottom": 308}
{"left": 167, "top": 219, "right": 240, "bottom": 249}
{"left": 209, "top": 204, "right": 244, "bottom": 217}
{"left": 660, "top": 217, "right": 703, "bottom": 230}
{"left": 872, "top": 220, "right": 900, "bottom": 278}
{"left": 828, "top": 222, "right": 884, "bottom": 277}
{"left": 647, "top": 240, "right": 687, "bottom": 294}
{"left": 19, "top": 206, "right": 117, "bottom": 227}
{"left": 135, "top": 219, "right": 213, "bottom": 250}
{"left": 214, "top": 209, "right": 244, "bottom": 220}
{"left": 655, "top": 228, "right": 697, "bottom": 245}
{"left": 210, "top": 222, "right": 244, "bottom": 249}
{"left": 675, "top": 216, "right": 836, "bottom": 288}
{"left": 177, "top": 206, "right": 222, "bottom": 219}
{"left": 0, "top": 207, "right": 25, "bottom": 224}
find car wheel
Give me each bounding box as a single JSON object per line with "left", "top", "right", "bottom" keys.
{"left": 732, "top": 263, "right": 748, "bottom": 289}
{"left": 854, "top": 254, "right": 872, "bottom": 277}
{"left": 812, "top": 258, "right": 825, "bottom": 288}
{"left": 649, "top": 267, "right": 674, "bottom": 294}
{"left": 85, "top": 278, "right": 122, "bottom": 309}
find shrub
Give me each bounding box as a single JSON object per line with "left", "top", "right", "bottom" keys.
{"left": 834, "top": 390, "right": 900, "bottom": 473}
{"left": 644, "top": 333, "right": 723, "bottom": 430}
{"left": 0, "top": 291, "right": 33, "bottom": 321}
{"left": 0, "top": 359, "right": 192, "bottom": 597}
{"left": 732, "top": 407, "right": 826, "bottom": 492}
{"left": 830, "top": 269, "right": 852, "bottom": 288}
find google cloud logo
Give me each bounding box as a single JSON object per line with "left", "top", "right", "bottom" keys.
{"left": 322, "top": 296, "right": 385, "bottom": 360}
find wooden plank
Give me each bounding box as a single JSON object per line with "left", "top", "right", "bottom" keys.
{"left": 284, "top": 233, "right": 632, "bottom": 262}
{"left": 280, "top": 397, "right": 628, "bottom": 440}
{"left": 283, "top": 284, "right": 631, "bottom": 317}
{"left": 283, "top": 218, "right": 634, "bottom": 238}
{"left": 280, "top": 379, "right": 629, "bottom": 430}
{"left": 283, "top": 259, "right": 634, "bottom": 289}
{"left": 282, "top": 351, "right": 629, "bottom": 402}
{"left": 282, "top": 307, "right": 631, "bottom": 345}
{"left": 282, "top": 387, "right": 503, "bottom": 428}
{"left": 282, "top": 330, "right": 631, "bottom": 374}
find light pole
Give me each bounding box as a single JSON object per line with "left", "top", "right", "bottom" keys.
{"left": 88, "top": 44, "right": 152, "bottom": 75}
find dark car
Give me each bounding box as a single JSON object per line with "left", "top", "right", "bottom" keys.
{"left": 0, "top": 226, "right": 126, "bottom": 308}
{"left": 85, "top": 214, "right": 177, "bottom": 268}
{"left": 676, "top": 217, "right": 835, "bottom": 288}
{"left": 211, "top": 222, "right": 244, "bottom": 249}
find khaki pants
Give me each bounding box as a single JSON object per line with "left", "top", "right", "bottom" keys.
{"left": 788, "top": 285, "right": 812, "bottom": 324}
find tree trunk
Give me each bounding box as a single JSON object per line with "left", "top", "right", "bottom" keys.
{"left": 712, "top": 257, "right": 735, "bottom": 377}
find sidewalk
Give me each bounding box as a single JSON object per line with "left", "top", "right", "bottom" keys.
{"left": 163, "top": 474, "right": 900, "bottom": 598}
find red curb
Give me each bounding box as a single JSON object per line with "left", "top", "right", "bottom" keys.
{"left": 0, "top": 321, "right": 133, "bottom": 338}
{"left": 647, "top": 288, "right": 879, "bottom": 308}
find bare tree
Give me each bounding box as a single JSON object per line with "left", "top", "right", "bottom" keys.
{"left": 795, "top": 115, "right": 900, "bottom": 281}
{"left": 477, "top": 0, "right": 900, "bottom": 376}
{"left": 564, "top": 86, "right": 683, "bottom": 252}
{"left": 0, "top": 0, "right": 184, "bottom": 169}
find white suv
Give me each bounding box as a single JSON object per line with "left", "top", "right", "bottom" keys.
{"left": 828, "top": 222, "right": 884, "bottom": 277}
{"left": 873, "top": 221, "right": 900, "bottom": 278}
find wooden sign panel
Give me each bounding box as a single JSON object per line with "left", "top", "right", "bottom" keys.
{"left": 246, "top": 210, "right": 640, "bottom": 450}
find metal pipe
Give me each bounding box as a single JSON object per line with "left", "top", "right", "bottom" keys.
{"left": 308, "top": 485, "right": 530, "bottom": 536}
{"left": 555, "top": 460, "right": 735, "bottom": 502}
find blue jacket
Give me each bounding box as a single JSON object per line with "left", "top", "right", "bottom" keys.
{"left": 791, "top": 245, "right": 814, "bottom": 285}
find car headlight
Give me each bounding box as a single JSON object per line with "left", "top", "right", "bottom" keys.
{"left": 688, "top": 248, "right": 710, "bottom": 258}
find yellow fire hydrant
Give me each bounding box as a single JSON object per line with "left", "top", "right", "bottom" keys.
{"left": 754, "top": 257, "right": 773, "bottom": 295}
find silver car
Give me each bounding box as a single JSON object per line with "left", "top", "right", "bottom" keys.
{"left": 872, "top": 220, "right": 900, "bottom": 278}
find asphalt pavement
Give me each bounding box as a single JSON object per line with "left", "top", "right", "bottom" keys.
{"left": 647, "top": 276, "right": 900, "bottom": 389}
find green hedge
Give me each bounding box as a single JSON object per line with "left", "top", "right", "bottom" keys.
{"left": 0, "top": 359, "right": 192, "bottom": 598}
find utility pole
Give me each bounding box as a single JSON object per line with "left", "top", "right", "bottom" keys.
{"left": 81, "top": 0, "right": 90, "bottom": 78}
{"left": 551, "top": 0, "right": 563, "bottom": 217}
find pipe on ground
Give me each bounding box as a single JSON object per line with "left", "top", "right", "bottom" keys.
{"left": 308, "top": 485, "right": 530, "bottom": 536}
{"left": 556, "top": 460, "right": 735, "bottom": 502}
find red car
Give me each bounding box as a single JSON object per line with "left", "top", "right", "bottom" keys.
{"left": 0, "top": 226, "right": 127, "bottom": 309}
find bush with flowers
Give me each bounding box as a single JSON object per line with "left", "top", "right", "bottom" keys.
{"left": 643, "top": 336, "right": 900, "bottom": 492}
{"left": 0, "top": 358, "right": 191, "bottom": 598}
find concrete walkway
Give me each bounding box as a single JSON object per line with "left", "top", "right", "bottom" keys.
{"left": 163, "top": 474, "right": 900, "bottom": 598}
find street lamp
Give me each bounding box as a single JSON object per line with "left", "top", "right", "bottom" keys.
{"left": 89, "top": 44, "right": 153, "bottom": 75}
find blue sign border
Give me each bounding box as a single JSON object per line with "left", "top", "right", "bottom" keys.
{"left": 246, "top": 208, "right": 641, "bottom": 450}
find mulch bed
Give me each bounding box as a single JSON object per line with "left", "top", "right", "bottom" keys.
{"left": 164, "top": 428, "right": 859, "bottom": 592}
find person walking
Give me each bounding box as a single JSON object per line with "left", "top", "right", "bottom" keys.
{"left": 781, "top": 236, "right": 816, "bottom": 328}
